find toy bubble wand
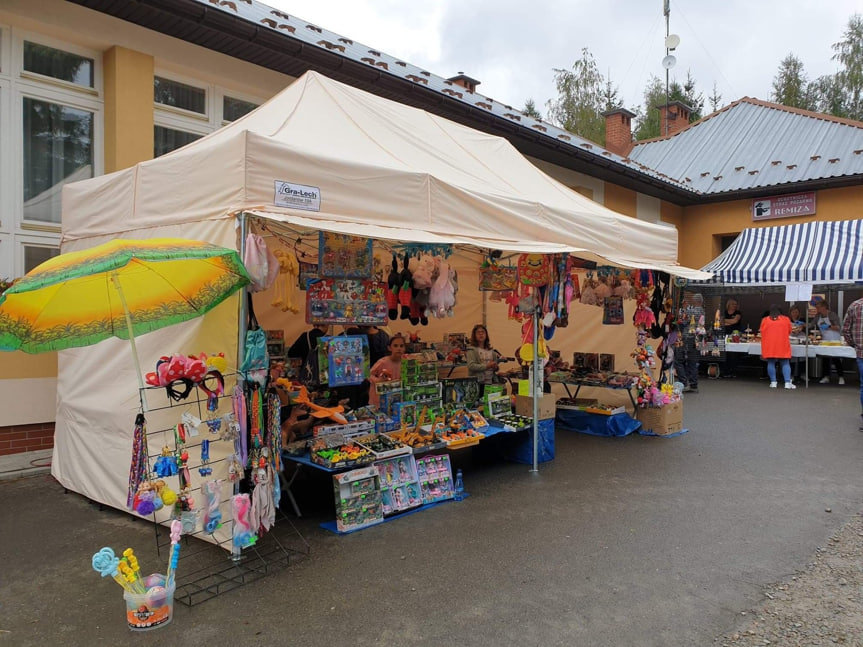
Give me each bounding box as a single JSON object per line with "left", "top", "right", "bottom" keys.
{"left": 120, "top": 548, "right": 146, "bottom": 594}
{"left": 91, "top": 547, "right": 135, "bottom": 593}
{"left": 165, "top": 519, "right": 183, "bottom": 590}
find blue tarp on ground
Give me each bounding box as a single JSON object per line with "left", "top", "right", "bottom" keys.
{"left": 505, "top": 418, "right": 555, "bottom": 464}
{"left": 555, "top": 409, "right": 641, "bottom": 437}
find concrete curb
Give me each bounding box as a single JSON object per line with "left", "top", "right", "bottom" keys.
{"left": 0, "top": 449, "right": 52, "bottom": 482}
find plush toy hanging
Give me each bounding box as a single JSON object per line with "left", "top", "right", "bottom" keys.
{"left": 633, "top": 292, "right": 657, "bottom": 330}
{"left": 398, "top": 255, "right": 413, "bottom": 320}
{"left": 517, "top": 254, "right": 550, "bottom": 286}
{"left": 271, "top": 249, "right": 300, "bottom": 313}
{"left": 385, "top": 254, "right": 399, "bottom": 320}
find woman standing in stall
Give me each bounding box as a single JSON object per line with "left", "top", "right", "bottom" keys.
{"left": 760, "top": 304, "right": 795, "bottom": 389}
{"left": 466, "top": 324, "right": 498, "bottom": 394}
{"left": 722, "top": 298, "right": 743, "bottom": 378}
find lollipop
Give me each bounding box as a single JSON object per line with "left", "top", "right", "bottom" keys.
{"left": 91, "top": 547, "right": 134, "bottom": 593}
{"left": 165, "top": 520, "right": 183, "bottom": 590}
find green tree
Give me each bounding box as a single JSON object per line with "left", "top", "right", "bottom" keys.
{"left": 831, "top": 14, "right": 863, "bottom": 119}
{"left": 771, "top": 53, "right": 816, "bottom": 110}
{"left": 546, "top": 48, "right": 613, "bottom": 145}
{"left": 708, "top": 82, "right": 723, "bottom": 113}
{"left": 633, "top": 73, "right": 703, "bottom": 140}
{"left": 813, "top": 74, "right": 847, "bottom": 116}
{"left": 522, "top": 98, "right": 542, "bottom": 119}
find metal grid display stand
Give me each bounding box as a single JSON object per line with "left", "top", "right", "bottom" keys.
{"left": 140, "top": 376, "right": 309, "bottom": 606}
{"left": 153, "top": 508, "right": 309, "bottom": 607}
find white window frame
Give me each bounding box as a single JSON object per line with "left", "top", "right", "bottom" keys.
{"left": 16, "top": 232, "right": 61, "bottom": 275}
{"left": 218, "top": 88, "right": 263, "bottom": 125}
{"left": 0, "top": 24, "right": 11, "bottom": 79}
{"left": 16, "top": 84, "right": 103, "bottom": 231}
{"left": 152, "top": 68, "right": 266, "bottom": 156}
{"left": 0, "top": 27, "right": 102, "bottom": 277}
{"left": 0, "top": 78, "right": 10, "bottom": 236}
{"left": 14, "top": 29, "right": 101, "bottom": 97}
{"left": 154, "top": 69, "right": 210, "bottom": 122}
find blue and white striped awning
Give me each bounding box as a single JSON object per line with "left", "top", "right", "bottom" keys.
{"left": 700, "top": 220, "right": 863, "bottom": 284}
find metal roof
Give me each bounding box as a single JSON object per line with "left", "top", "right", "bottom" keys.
{"left": 628, "top": 98, "right": 863, "bottom": 195}
{"left": 69, "top": 1, "right": 863, "bottom": 204}
{"left": 69, "top": 0, "right": 696, "bottom": 203}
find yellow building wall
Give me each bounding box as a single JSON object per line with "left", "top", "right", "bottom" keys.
{"left": 603, "top": 183, "right": 638, "bottom": 218}
{"left": 678, "top": 185, "right": 863, "bottom": 269}
{"left": 104, "top": 47, "right": 154, "bottom": 173}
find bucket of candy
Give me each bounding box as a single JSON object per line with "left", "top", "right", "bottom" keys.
{"left": 123, "top": 573, "right": 175, "bottom": 631}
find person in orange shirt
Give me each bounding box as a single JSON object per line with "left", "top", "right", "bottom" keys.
{"left": 760, "top": 304, "right": 795, "bottom": 389}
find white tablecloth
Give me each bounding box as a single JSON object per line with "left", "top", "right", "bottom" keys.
{"left": 725, "top": 342, "right": 856, "bottom": 359}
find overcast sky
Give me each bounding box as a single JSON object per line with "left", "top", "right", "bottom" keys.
{"left": 267, "top": 0, "right": 863, "bottom": 118}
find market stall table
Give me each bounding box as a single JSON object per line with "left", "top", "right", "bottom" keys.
{"left": 547, "top": 374, "right": 640, "bottom": 410}
{"left": 725, "top": 342, "right": 855, "bottom": 358}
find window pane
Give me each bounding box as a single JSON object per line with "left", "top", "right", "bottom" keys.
{"left": 154, "top": 125, "right": 203, "bottom": 157}
{"left": 23, "top": 98, "right": 94, "bottom": 224}
{"left": 223, "top": 96, "right": 258, "bottom": 122}
{"left": 154, "top": 77, "right": 206, "bottom": 114}
{"left": 24, "top": 245, "right": 60, "bottom": 273}
{"left": 23, "top": 41, "right": 94, "bottom": 88}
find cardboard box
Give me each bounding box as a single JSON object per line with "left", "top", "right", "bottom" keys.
{"left": 636, "top": 400, "right": 684, "bottom": 435}
{"left": 514, "top": 393, "right": 557, "bottom": 420}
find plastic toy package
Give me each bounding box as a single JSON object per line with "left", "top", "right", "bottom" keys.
{"left": 414, "top": 454, "right": 454, "bottom": 504}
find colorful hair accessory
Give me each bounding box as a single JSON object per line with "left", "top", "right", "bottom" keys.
{"left": 154, "top": 446, "right": 178, "bottom": 477}
{"left": 205, "top": 417, "right": 222, "bottom": 434}
{"left": 231, "top": 493, "right": 257, "bottom": 549}
{"left": 156, "top": 482, "right": 178, "bottom": 506}
{"left": 199, "top": 370, "right": 225, "bottom": 398}
{"left": 198, "top": 440, "right": 212, "bottom": 477}
{"left": 180, "top": 510, "right": 198, "bottom": 534}
{"left": 166, "top": 378, "right": 195, "bottom": 402}
{"left": 227, "top": 453, "right": 244, "bottom": 482}
{"left": 181, "top": 412, "right": 202, "bottom": 435}
{"left": 201, "top": 479, "right": 223, "bottom": 534}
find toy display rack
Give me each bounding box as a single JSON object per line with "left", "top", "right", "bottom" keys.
{"left": 140, "top": 376, "right": 308, "bottom": 606}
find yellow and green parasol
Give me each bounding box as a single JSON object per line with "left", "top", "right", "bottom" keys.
{"left": 0, "top": 238, "right": 250, "bottom": 354}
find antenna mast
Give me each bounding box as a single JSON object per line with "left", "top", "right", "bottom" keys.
{"left": 664, "top": 0, "right": 670, "bottom": 136}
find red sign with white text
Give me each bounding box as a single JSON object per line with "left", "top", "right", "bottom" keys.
{"left": 751, "top": 192, "right": 816, "bottom": 221}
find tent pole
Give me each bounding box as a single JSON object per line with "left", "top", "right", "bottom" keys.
{"left": 531, "top": 305, "right": 540, "bottom": 473}
{"left": 238, "top": 213, "right": 249, "bottom": 380}
{"left": 110, "top": 272, "right": 148, "bottom": 413}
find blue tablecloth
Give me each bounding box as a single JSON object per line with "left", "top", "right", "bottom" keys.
{"left": 554, "top": 409, "right": 641, "bottom": 437}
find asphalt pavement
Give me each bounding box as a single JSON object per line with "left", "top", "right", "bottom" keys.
{"left": 1, "top": 376, "right": 862, "bottom": 646}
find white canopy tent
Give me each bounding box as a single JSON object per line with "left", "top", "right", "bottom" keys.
{"left": 54, "top": 71, "right": 708, "bottom": 518}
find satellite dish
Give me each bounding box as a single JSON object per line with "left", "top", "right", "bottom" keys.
{"left": 665, "top": 34, "right": 681, "bottom": 50}
{"left": 662, "top": 55, "right": 677, "bottom": 69}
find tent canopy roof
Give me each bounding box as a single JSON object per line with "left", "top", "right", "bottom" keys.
{"left": 63, "top": 71, "right": 709, "bottom": 278}
{"left": 700, "top": 219, "right": 863, "bottom": 285}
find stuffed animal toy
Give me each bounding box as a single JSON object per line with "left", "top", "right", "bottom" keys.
{"left": 633, "top": 292, "right": 657, "bottom": 330}
{"left": 385, "top": 255, "right": 399, "bottom": 320}
{"left": 429, "top": 259, "right": 455, "bottom": 318}
{"left": 398, "top": 256, "right": 413, "bottom": 320}
{"left": 271, "top": 249, "right": 300, "bottom": 313}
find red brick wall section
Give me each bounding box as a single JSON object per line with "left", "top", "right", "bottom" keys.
{"left": 605, "top": 113, "right": 633, "bottom": 156}
{"left": 0, "top": 423, "right": 55, "bottom": 455}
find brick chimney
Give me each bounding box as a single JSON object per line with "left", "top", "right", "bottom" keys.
{"left": 656, "top": 100, "right": 692, "bottom": 137}
{"left": 447, "top": 72, "right": 481, "bottom": 93}
{"left": 602, "top": 107, "right": 636, "bottom": 156}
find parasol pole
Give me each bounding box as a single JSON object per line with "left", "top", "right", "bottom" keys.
{"left": 110, "top": 272, "right": 148, "bottom": 413}
{"left": 531, "top": 304, "right": 540, "bottom": 473}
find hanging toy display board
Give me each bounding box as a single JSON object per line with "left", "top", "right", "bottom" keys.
{"left": 305, "top": 279, "right": 388, "bottom": 325}
{"left": 130, "top": 361, "right": 308, "bottom": 608}
{"left": 319, "top": 231, "right": 373, "bottom": 278}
